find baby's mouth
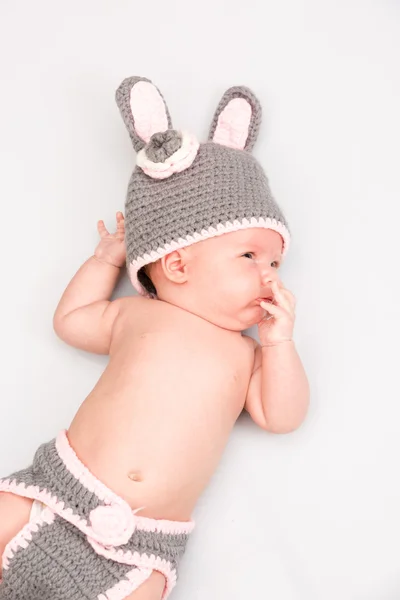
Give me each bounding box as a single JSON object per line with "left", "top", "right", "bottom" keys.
{"left": 260, "top": 296, "right": 273, "bottom": 303}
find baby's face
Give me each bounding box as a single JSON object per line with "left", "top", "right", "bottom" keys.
{"left": 187, "top": 228, "right": 284, "bottom": 330}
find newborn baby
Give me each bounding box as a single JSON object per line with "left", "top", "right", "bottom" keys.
{"left": 0, "top": 77, "right": 309, "bottom": 600}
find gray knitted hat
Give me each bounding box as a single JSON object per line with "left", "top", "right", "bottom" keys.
{"left": 115, "top": 76, "right": 290, "bottom": 298}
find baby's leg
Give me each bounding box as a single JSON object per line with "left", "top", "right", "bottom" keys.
{"left": 123, "top": 571, "right": 166, "bottom": 600}
{"left": 0, "top": 492, "right": 33, "bottom": 577}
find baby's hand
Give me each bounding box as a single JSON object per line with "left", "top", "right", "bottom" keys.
{"left": 258, "top": 281, "right": 296, "bottom": 346}
{"left": 94, "top": 211, "right": 126, "bottom": 268}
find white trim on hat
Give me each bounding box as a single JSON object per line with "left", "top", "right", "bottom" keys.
{"left": 128, "top": 217, "right": 291, "bottom": 298}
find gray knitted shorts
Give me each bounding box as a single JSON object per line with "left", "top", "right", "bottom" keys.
{"left": 0, "top": 431, "right": 193, "bottom": 600}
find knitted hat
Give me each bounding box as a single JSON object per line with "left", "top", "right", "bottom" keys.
{"left": 115, "top": 76, "right": 290, "bottom": 298}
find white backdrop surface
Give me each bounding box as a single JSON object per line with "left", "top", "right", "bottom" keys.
{"left": 0, "top": 1, "right": 400, "bottom": 598}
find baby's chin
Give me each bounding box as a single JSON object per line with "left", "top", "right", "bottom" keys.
{"left": 174, "top": 295, "right": 264, "bottom": 331}
{"left": 236, "top": 301, "right": 267, "bottom": 327}
{"left": 221, "top": 303, "right": 266, "bottom": 331}
{"left": 246, "top": 306, "right": 266, "bottom": 327}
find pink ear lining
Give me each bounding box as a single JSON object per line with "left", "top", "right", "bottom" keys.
{"left": 130, "top": 81, "right": 169, "bottom": 144}
{"left": 213, "top": 98, "right": 252, "bottom": 150}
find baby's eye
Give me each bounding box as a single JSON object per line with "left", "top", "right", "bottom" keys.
{"left": 271, "top": 261, "right": 280, "bottom": 269}
{"left": 242, "top": 252, "right": 254, "bottom": 259}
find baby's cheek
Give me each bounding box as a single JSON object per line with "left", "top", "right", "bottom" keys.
{"left": 222, "top": 275, "right": 245, "bottom": 298}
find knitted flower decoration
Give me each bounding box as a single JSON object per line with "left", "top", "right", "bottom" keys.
{"left": 136, "top": 129, "right": 199, "bottom": 180}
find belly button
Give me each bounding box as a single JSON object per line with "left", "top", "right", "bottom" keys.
{"left": 128, "top": 472, "right": 142, "bottom": 482}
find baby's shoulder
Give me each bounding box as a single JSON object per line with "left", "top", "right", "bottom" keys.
{"left": 110, "top": 295, "right": 150, "bottom": 323}
{"left": 113, "top": 295, "right": 149, "bottom": 310}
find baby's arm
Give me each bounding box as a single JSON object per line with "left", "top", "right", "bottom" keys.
{"left": 53, "top": 212, "right": 127, "bottom": 355}
{"left": 245, "top": 281, "right": 310, "bottom": 433}
{"left": 245, "top": 340, "right": 309, "bottom": 433}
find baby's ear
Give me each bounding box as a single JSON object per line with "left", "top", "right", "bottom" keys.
{"left": 159, "top": 248, "right": 191, "bottom": 287}
{"left": 208, "top": 86, "right": 262, "bottom": 152}
{"left": 115, "top": 76, "right": 173, "bottom": 153}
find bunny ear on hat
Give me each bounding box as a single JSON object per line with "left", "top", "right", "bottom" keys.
{"left": 116, "top": 78, "right": 291, "bottom": 299}
{"left": 116, "top": 77, "right": 200, "bottom": 180}
{"left": 115, "top": 76, "right": 174, "bottom": 153}
{"left": 208, "top": 86, "right": 262, "bottom": 152}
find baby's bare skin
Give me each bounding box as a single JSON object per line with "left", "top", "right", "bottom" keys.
{"left": 0, "top": 213, "right": 309, "bottom": 598}
{"left": 63, "top": 212, "right": 308, "bottom": 521}
{"left": 68, "top": 295, "right": 254, "bottom": 521}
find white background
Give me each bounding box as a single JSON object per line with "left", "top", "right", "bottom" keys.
{"left": 1, "top": 1, "right": 400, "bottom": 599}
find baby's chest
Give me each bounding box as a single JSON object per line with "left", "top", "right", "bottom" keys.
{"left": 182, "top": 341, "right": 254, "bottom": 405}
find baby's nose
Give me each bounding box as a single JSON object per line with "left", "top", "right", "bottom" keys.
{"left": 261, "top": 267, "right": 279, "bottom": 286}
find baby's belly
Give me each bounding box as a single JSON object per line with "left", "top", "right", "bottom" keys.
{"left": 67, "top": 370, "right": 244, "bottom": 520}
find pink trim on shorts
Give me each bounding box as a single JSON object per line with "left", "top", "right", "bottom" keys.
{"left": 0, "top": 477, "right": 123, "bottom": 546}
{"left": 0, "top": 431, "right": 194, "bottom": 597}
{"left": 129, "top": 216, "right": 291, "bottom": 297}
{"left": 98, "top": 566, "right": 153, "bottom": 600}
{"left": 88, "top": 538, "right": 177, "bottom": 600}
{"left": 1, "top": 507, "right": 55, "bottom": 571}
{"left": 56, "top": 430, "right": 194, "bottom": 535}
{"left": 0, "top": 432, "right": 194, "bottom": 539}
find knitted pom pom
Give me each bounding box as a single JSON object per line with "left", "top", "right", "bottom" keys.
{"left": 136, "top": 130, "right": 199, "bottom": 180}
{"left": 145, "top": 130, "right": 182, "bottom": 163}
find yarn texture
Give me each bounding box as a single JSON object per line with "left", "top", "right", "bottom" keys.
{"left": 115, "top": 76, "right": 291, "bottom": 298}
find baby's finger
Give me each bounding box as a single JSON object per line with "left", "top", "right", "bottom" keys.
{"left": 260, "top": 300, "right": 285, "bottom": 319}
{"left": 97, "top": 220, "right": 109, "bottom": 238}
{"left": 271, "top": 281, "right": 291, "bottom": 313}
{"left": 116, "top": 212, "right": 125, "bottom": 233}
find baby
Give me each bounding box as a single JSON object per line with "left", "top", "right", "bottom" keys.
{"left": 0, "top": 76, "right": 309, "bottom": 600}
